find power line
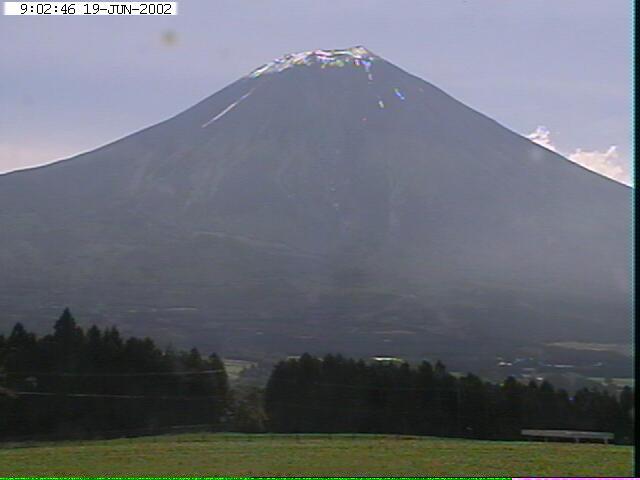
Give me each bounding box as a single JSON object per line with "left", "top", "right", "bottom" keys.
{"left": 1, "top": 368, "right": 225, "bottom": 377}
{"left": 0, "top": 424, "right": 215, "bottom": 443}
{"left": 268, "top": 399, "right": 415, "bottom": 416}
{"left": 13, "top": 391, "right": 222, "bottom": 400}
{"left": 267, "top": 376, "right": 470, "bottom": 392}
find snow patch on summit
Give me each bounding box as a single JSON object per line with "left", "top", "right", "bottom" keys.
{"left": 249, "top": 46, "right": 378, "bottom": 78}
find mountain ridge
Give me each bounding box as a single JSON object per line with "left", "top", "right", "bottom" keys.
{"left": 3, "top": 46, "right": 629, "bottom": 188}
{"left": 0, "top": 47, "right": 630, "bottom": 371}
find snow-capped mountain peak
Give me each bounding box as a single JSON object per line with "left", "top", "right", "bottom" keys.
{"left": 249, "top": 45, "right": 378, "bottom": 78}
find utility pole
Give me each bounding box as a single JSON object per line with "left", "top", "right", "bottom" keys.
{"left": 456, "top": 381, "right": 462, "bottom": 436}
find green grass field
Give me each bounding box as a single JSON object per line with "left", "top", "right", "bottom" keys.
{"left": 0, "top": 433, "right": 633, "bottom": 477}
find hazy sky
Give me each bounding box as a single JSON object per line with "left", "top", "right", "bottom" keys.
{"left": 0, "top": 0, "right": 632, "bottom": 183}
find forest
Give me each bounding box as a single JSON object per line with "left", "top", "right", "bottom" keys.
{"left": 0, "top": 309, "right": 228, "bottom": 438}
{"left": 0, "top": 310, "right": 634, "bottom": 444}
{"left": 265, "top": 354, "right": 634, "bottom": 443}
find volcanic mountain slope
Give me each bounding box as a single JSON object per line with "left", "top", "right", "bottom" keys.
{"left": 0, "top": 47, "right": 630, "bottom": 366}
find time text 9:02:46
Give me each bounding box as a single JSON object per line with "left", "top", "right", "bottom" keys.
{"left": 3, "top": 2, "right": 177, "bottom": 15}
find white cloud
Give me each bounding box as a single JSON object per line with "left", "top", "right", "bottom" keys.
{"left": 526, "top": 126, "right": 631, "bottom": 186}
{"left": 568, "top": 146, "right": 629, "bottom": 185}
{"left": 526, "top": 126, "right": 558, "bottom": 153}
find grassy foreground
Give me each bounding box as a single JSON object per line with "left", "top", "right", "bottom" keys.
{"left": 0, "top": 433, "right": 633, "bottom": 477}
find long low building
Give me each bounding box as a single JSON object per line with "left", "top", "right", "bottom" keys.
{"left": 521, "top": 429, "right": 614, "bottom": 444}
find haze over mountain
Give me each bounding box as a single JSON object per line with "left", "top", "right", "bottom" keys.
{"left": 0, "top": 47, "right": 630, "bottom": 368}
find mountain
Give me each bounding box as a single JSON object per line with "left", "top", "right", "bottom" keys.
{"left": 0, "top": 47, "right": 631, "bottom": 369}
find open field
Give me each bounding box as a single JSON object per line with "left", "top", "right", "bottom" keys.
{"left": 0, "top": 433, "right": 633, "bottom": 477}
{"left": 223, "top": 358, "right": 258, "bottom": 381}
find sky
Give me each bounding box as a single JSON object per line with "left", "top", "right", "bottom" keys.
{"left": 0, "top": 0, "right": 632, "bottom": 184}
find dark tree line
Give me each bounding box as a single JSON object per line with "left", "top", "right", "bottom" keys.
{"left": 1, "top": 313, "right": 634, "bottom": 444}
{"left": 265, "top": 354, "right": 634, "bottom": 444}
{"left": 0, "top": 309, "right": 229, "bottom": 439}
